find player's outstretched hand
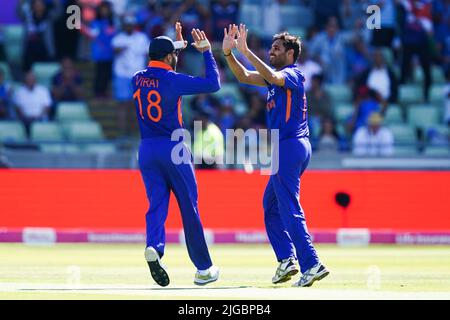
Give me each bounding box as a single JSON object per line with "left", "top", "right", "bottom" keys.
{"left": 175, "top": 21, "right": 188, "bottom": 49}
{"left": 222, "top": 24, "right": 238, "bottom": 55}
{"left": 191, "top": 28, "right": 211, "bottom": 53}
{"left": 235, "top": 23, "right": 249, "bottom": 55}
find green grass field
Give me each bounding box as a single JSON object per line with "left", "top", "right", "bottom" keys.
{"left": 0, "top": 243, "right": 449, "bottom": 300}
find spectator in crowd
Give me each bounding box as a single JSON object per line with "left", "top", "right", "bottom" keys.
{"left": 312, "top": 0, "right": 342, "bottom": 29}
{"left": 78, "top": 0, "right": 103, "bottom": 24}
{"left": 398, "top": 0, "right": 434, "bottom": 102}
{"left": 340, "top": 0, "right": 367, "bottom": 31}
{"left": 218, "top": 95, "right": 237, "bottom": 135}
{"left": 310, "top": 16, "right": 348, "bottom": 84}
{"left": 260, "top": 0, "right": 287, "bottom": 42}
{"left": 371, "top": 0, "right": 398, "bottom": 48}
{"left": 12, "top": 71, "right": 52, "bottom": 136}
{"left": 317, "top": 117, "right": 342, "bottom": 153}
{"left": 51, "top": 57, "right": 83, "bottom": 103}
{"left": 445, "top": 69, "right": 450, "bottom": 125}
{"left": 352, "top": 112, "right": 394, "bottom": 156}
{"left": 135, "top": 0, "right": 165, "bottom": 40}
{"left": 112, "top": 15, "right": 149, "bottom": 135}
{"left": 18, "top": 0, "right": 61, "bottom": 71}
{"left": 0, "top": 26, "right": 6, "bottom": 61}
{"left": 349, "top": 86, "right": 384, "bottom": 133}
{"left": 190, "top": 93, "right": 220, "bottom": 123}
{"left": 346, "top": 35, "right": 371, "bottom": 82}
{"left": 306, "top": 74, "right": 333, "bottom": 121}
{"left": 53, "top": 0, "right": 80, "bottom": 60}
{"left": 209, "top": 0, "right": 240, "bottom": 43}
{"left": 247, "top": 94, "right": 267, "bottom": 129}
{"left": 169, "top": 0, "right": 209, "bottom": 75}
{"left": 0, "top": 69, "right": 12, "bottom": 120}
{"left": 82, "top": 0, "right": 116, "bottom": 98}
{"left": 432, "top": 0, "right": 450, "bottom": 73}
{"left": 354, "top": 49, "right": 399, "bottom": 105}
{"left": 193, "top": 110, "right": 224, "bottom": 169}
{"left": 298, "top": 47, "right": 322, "bottom": 92}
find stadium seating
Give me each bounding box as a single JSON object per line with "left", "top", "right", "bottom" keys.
{"left": 83, "top": 143, "right": 117, "bottom": 155}
{"left": 388, "top": 124, "right": 417, "bottom": 145}
{"left": 66, "top": 121, "right": 104, "bottom": 142}
{"left": 31, "top": 62, "right": 60, "bottom": 87}
{"left": 384, "top": 104, "right": 403, "bottom": 124}
{"left": 30, "top": 122, "right": 64, "bottom": 143}
{"left": 399, "top": 84, "right": 423, "bottom": 105}
{"left": 429, "top": 85, "right": 445, "bottom": 105}
{"left": 414, "top": 66, "right": 446, "bottom": 84}
{"left": 0, "top": 62, "right": 12, "bottom": 81}
{"left": 325, "top": 84, "right": 352, "bottom": 103}
{"left": 55, "top": 102, "right": 91, "bottom": 122}
{"left": 334, "top": 103, "right": 354, "bottom": 123}
{"left": 423, "top": 145, "right": 450, "bottom": 156}
{"left": 39, "top": 143, "right": 82, "bottom": 154}
{"left": 407, "top": 104, "right": 440, "bottom": 130}
{"left": 393, "top": 145, "right": 419, "bottom": 156}
{"left": 3, "top": 25, "right": 24, "bottom": 64}
{"left": 211, "top": 83, "right": 244, "bottom": 103}
{"left": 0, "top": 121, "right": 27, "bottom": 143}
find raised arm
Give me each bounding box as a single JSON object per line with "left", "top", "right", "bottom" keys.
{"left": 222, "top": 24, "right": 266, "bottom": 87}
{"left": 235, "top": 24, "right": 285, "bottom": 87}
{"left": 175, "top": 28, "right": 220, "bottom": 95}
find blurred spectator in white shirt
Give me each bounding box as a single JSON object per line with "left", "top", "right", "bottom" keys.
{"left": 13, "top": 71, "right": 52, "bottom": 136}
{"left": 298, "top": 47, "right": 322, "bottom": 92}
{"left": 112, "top": 15, "right": 149, "bottom": 136}
{"left": 353, "top": 112, "right": 394, "bottom": 156}
{"left": 310, "top": 17, "right": 348, "bottom": 84}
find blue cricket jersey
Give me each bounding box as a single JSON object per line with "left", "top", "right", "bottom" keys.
{"left": 266, "top": 64, "right": 309, "bottom": 140}
{"left": 131, "top": 50, "right": 220, "bottom": 139}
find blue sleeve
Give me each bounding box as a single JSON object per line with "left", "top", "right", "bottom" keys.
{"left": 173, "top": 50, "right": 221, "bottom": 95}
{"left": 281, "top": 69, "right": 301, "bottom": 90}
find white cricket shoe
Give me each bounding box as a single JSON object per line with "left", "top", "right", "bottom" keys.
{"left": 293, "top": 262, "right": 329, "bottom": 287}
{"left": 145, "top": 246, "right": 170, "bottom": 287}
{"left": 194, "top": 265, "right": 220, "bottom": 286}
{"left": 272, "top": 257, "right": 299, "bottom": 284}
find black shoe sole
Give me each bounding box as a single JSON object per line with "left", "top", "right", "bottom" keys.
{"left": 147, "top": 260, "right": 170, "bottom": 287}
{"left": 273, "top": 269, "right": 299, "bottom": 284}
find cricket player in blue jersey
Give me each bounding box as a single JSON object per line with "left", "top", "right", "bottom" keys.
{"left": 222, "top": 24, "right": 329, "bottom": 287}
{"left": 132, "top": 23, "right": 220, "bottom": 287}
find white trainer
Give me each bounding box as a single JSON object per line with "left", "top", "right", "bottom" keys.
{"left": 272, "top": 257, "right": 299, "bottom": 284}
{"left": 293, "top": 262, "right": 329, "bottom": 287}
{"left": 194, "top": 265, "right": 219, "bottom": 286}
{"left": 145, "top": 246, "right": 170, "bottom": 287}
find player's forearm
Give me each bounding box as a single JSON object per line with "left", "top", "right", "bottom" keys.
{"left": 202, "top": 50, "right": 221, "bottom": 92}
{"left": 243, "top": 49, "right": 283, "bottom": 86}
{"left": 224, "top": 52, "right": 250, "bottom": 83}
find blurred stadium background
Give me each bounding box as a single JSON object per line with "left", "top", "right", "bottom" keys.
{"left": 0, "top": 0, "right": 449, "bottom": 299}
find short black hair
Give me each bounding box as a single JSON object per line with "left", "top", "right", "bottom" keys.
{"left": 272, "top": 32, "right": 302, "bottom": 63}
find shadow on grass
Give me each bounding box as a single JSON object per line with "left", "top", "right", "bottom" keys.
{"left": 19, "top": 286, "right": 252, "bottom": 291}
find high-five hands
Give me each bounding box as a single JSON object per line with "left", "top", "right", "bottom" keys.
{"left": 222, "top": 24, "right": 250, "bottom": 56}
{"left": 222, "top": 24, "right": 238, "bottom": 55}
{"left": 191, "top": 28, "right": 211, "bottom": 53}
{"left": 175, "top": 21, "right": 188, "bottom": 49}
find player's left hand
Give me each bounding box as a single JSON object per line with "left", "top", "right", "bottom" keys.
{"left": 191, "top": 28, "right": 211, "bottom": 53}
{"left": 235, "top": 24, "right": 249, "bottom": 55}
{"left": 175, "top": 21, "right": 188, "bottom": 49}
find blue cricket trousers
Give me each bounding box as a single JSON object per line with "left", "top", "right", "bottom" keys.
{"left": 138, "top": 137, "right": 213, "bottom": 271}
{"left": 263, "top": 137, "right": 319, "bottom": 273}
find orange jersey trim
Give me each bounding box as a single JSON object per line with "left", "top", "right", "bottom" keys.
{"left": 177, "top": 97, "right": 183, "bottom": 126}
{"left": 148, "top": 61, "right": 173, "bottom": 71}
{"left": 285, "top": 89, "right": 292, "bottom": 122}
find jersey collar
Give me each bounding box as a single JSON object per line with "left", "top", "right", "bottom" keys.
{"left": 148, "top": 60, "right": 173, "bottom": 71}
